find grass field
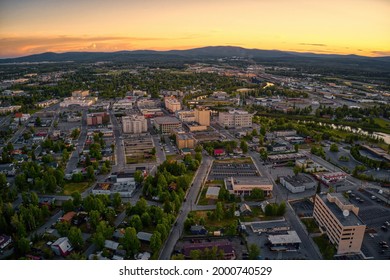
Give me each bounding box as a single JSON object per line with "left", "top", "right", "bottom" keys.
{"left": 313, "top": 235, "right": 336, "bottom": 260}
{"left": 63, "top": 182, "right": 90, "bottom": 195}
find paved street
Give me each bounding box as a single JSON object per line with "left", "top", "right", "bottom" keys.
{"left": 66, "top": 109, "right": 87, "bottom": 174}
{"left": 109, "top": 110, "right": 125, "bottom": 173}
{"left": 159, "top": 155, "right": 213, "bottom": 260}
{"left": 249, "top": 151, "right": 322, "bottom": 260}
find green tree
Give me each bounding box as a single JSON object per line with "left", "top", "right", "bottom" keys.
{"left": 330, "top": 143, "right": 339, "bottom": 152}
{"left": 150, "top": 231, "right": 162, "bottom": 254}
{"left": 277, "top": 202, "right": 286, "bottom": 216}
{"left": 86, "top": 166, "right": 95, "bottom": 181}
{"left": 240, "top": 140, "right": 248, "bottom": 153}
{"left": 68, "top": 226, "right": 84, "bottom": 251}
{"left": 250, "top": 188, "right": 264, "bottom": 200}
{"left": 121, "top": 227, "right": 140, "bottom": 257}
{"left": 293, "top": 166, "right": 301, "bottom": 176}
{"left": 215, "top": 202, "right": 224, "bottom": 221}
{"left": 112, "top": 193, "right": 122, "bottom": 210}
{"left": 16, "top": 237, "right": 31, "bottom": 256}
{"left": 248, "top": 244, "right": 260, "bottom": 260}
{"left": 71, "top": 192, "right": 82, "bottom": 208}
{"left": 134, "top": 170, "right": 144, "bottom": 184}
{"left": 129, "top": 215, "right": 143, "bottom": 232}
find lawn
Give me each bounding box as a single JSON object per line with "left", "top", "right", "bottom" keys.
{"left": 63, "top": 182, "right": 90, "bottom": 195}
{"left": 313, "top": 235, "right": 336, "bottom": 260}
{"left": 373, "top": 118, "right": 390, "bottom": 129}
{"left": 126, "top": 155, "right": 156, "bottom": 164}
{"left": 301, "top": 218, "right": 321, "bottom": 233}
{"left": 215, "top": 157, "right": 253, "bottom": 164}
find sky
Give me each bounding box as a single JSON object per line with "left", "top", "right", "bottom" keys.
{"left": 0, "top": 0, "right": 389, "bottom": 58}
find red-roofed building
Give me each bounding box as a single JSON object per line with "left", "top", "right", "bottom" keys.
{"left": 214, "top": 149, "right": 226, "bottom": 157}
{"left": 60, "top": 211, "right": 76, "bottom": 223}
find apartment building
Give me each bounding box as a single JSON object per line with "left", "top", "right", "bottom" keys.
{"left": 122, "top": 115, "right": 147, "bottom": 134}
{"left": 313, "top": 193, "right": 366, "bottom": 255}
{"left": 218, "top": 109, "right": 253, "bottom": 128}
{"left": 194, "top": 107, "right": 210, "bottom": 126}
{"left": 164, "top": 96, "right": 181, "bottom": 112}
{"left": 153, "top": 116, "right": 182, "bottom": 134}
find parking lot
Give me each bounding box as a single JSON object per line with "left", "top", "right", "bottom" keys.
{"left": 290, "top": 199, "right": 314, "bottom": 218}
{"left": 345, "top": 189, "right": 390, "bottom": 259}
{"left": 245, "top": 226, "right": 309, "bottom": 260}
{"left": 208, "top": 159, "right": 259, "bottom": 181}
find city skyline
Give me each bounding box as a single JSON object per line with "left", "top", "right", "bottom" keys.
{"left": 1, "top": 0, "right": 390, "bottom": 58}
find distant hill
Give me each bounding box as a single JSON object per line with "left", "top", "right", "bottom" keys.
{"left": 1, "top": 46, "right": 390, "bottom": 71}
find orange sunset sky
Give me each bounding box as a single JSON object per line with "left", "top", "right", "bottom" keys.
{"left": 0, "top": 0, "right": 389, "bottom": 58}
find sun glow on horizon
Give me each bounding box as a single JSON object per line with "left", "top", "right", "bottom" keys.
{"left": 0, "top": 0, "right": 389, "bottom": 58}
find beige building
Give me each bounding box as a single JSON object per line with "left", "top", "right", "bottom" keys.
{"left": 153, "top": 116, "right": 181, "bottom": 134}
{"left": 72, "top": 90, "right": 89, "bottom": 97}
{"left": 0, "top": 105, "right": 21, "bottom": 114}
{"left": 174, "top": 130, "right": 196, "bottom": 149}
{"left": 176, "top": 110, "right": 195, "bottom": 122}
{"left": 225, "top": 177, "right": 273, "bottom": 196}
{"left": 36, "top": 99, "right": 59, "bottom": 108}
{"left": 313, "top": 193, "right": 366, "bottom": 255}
{"left": 122, "top": 115, "right": 147, "bottom": 134}
{"left": 195, "top": 107, "right": 210, "bottom": 126}
{"left": 164, "top": 96, "right": 181, "bottom": 112}
{"left": 218, "top": 109, "right": 253, "bottom": 128}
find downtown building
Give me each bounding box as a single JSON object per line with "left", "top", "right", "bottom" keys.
{"left": 218, "top": 109, "right": 253, "bottom": 128}
{"left": 164, "top": 96, "right": 181, "bottom": 113}
{"left": 122, "top": 115, "right": 147, "bottom": 134}
{"left": 313, "top": 193, "right": 366, "bottom": 255}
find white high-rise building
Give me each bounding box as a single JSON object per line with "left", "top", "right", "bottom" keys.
{"left": 218, "top": 109, "right": 253, "bottom": 128}
{"left": 122, "top": 115, "right": 147, "bottom": 134}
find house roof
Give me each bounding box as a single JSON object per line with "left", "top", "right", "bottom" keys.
{"left": 52, "top": 237, "right": 73, "bottom": 254}
{"left": 137, "top": 232, "right": 152, "bottom": 242}
{"left": 61, "top": 211, "right": 76, "bottom": 223}
{"left": 104, "top": 240, "right": 119, "bottom": 251}
{"left": 214, "top": 149, "right": 225, "bottom": 154}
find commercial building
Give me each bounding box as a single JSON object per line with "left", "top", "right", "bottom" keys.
{"left": 60, "top": 96, "right": 97, "bottom": 107}
{"left": 112, "top": 98, "right": 136, "bottom": 111}
{"left": 321, "top": 172, "right": 347, "bottom": 184}
{"left": 218, "top": 109, "right": 253, "bottom": 128}
{"left": 175, "top": 131, "right": 196, "bottom": 149}
{"left": 36, "top": 99, "right": 59, "bottom": 108}
{"left": 122, "top": 115, "right": 147, "bottom": 134}
{"left": 0, "top": 105, "right": 21, "bottom": 114}
{"left": 280, "top": 174, "right": 316, "bottom": 193}
{"left": 140, "top": 108, "right": 164, "bottom": 118}
{"left": 205, "top": 186, "right": 220, "bottom": 199}
{"left": 87, "top": 112, "right": 109, "bottom": 126}
{"left": 250, "top": 220, "right": 290, "bottom": 233}
{"left": 176, "top": 110, "right": 195, "bottom": 122}
{"left": 194, "top": 107, "right": 211, "bottom": 126}
{"left": 225, "top": 176, "right": 273, "bottom": 196}
{"left": 313, "top": 193, "right": 366, "bottom": 255}
{"left": 137, "top": 98, "right": 160, "bottom": 109}
{"left": 268, "top": 231, "right": 301, "bottom": 251}
{"left": 164, "top": 96, "right": 181, "bottom": 112}
{"left": 72, "top": 90, "right": 89, "bottom": 97}
{"left": 295, "top": 159, "right": 327, "bottom": 173}
{"left": 153, "top": 116, "right": 181, "bottom": 134}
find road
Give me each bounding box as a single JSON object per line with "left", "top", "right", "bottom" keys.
{"left": 109, "top": 110, "right": 125, "bottom": 173}
{"left": 159, "top": 155, "right": 213, "bottom": 260}
{"left": 65, "top": 109, "right": 88, "bottom": 174}
{"left": 249, "top": 151, "right": 322, "bottom": 260}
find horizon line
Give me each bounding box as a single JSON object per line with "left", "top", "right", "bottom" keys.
{"left": 1, "top": 45, "right": 389, "bottom": 59}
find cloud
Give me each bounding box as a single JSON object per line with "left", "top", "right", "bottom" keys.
{"left": 370, "top": 50, "right": 390, "bottom": 56}
{"left": 0, "top": 35, "right": 184, "bottom": 57}
{"left": 299, "top": 43, "right": 327, "bottom": 47}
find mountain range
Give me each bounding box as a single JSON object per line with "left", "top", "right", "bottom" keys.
{"left": 1, "top": 46, "right": 390, "bottom": 71}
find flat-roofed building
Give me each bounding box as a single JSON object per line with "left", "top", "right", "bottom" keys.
{"left": 164, "top": 96, "right": 181, "bottom": 112}
{"left": 72, "top": 90, "right": 89, "bottom": 97}
{"left": 280, "top": 174, "right": 316, "bottom": 193}
{"left": 0, "top": 105, "right": 21, "bottom": 114}
{"left": 194, "top": 107, "right": 210, "bottom": 126}
{"left": 321, "top": 172, "right": 347, "bottom": 184}
{"left": 268, "top": 231, "right": 301, "bottom": 251}
{"left": 218, "top": 109, "right": 253, "bottom": 128}
{"left": 122, "top": 115, "right": 147, "bottom": 134}
{"left": 206, "top": 186, "right": 220, "bottom": 199}
{"left": 176, "top": 110, "right": 195, "bottom": 122}
{"left": 153, "top": 116, "right": 181, "bottom": 134}
{"left": 36, "top": 99, "right": 59, "bottom": 108}
{"left": 87, "top": 112, "right": 109, "bottom": 126}
{"left": 225, "top": 176, "right": 273, "bottom": 196}
{"left": 175, "top": 131, "right": 196, "bottom": 149}
{"left": 313, "top": 193, "right": 366, "bottom": 255}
